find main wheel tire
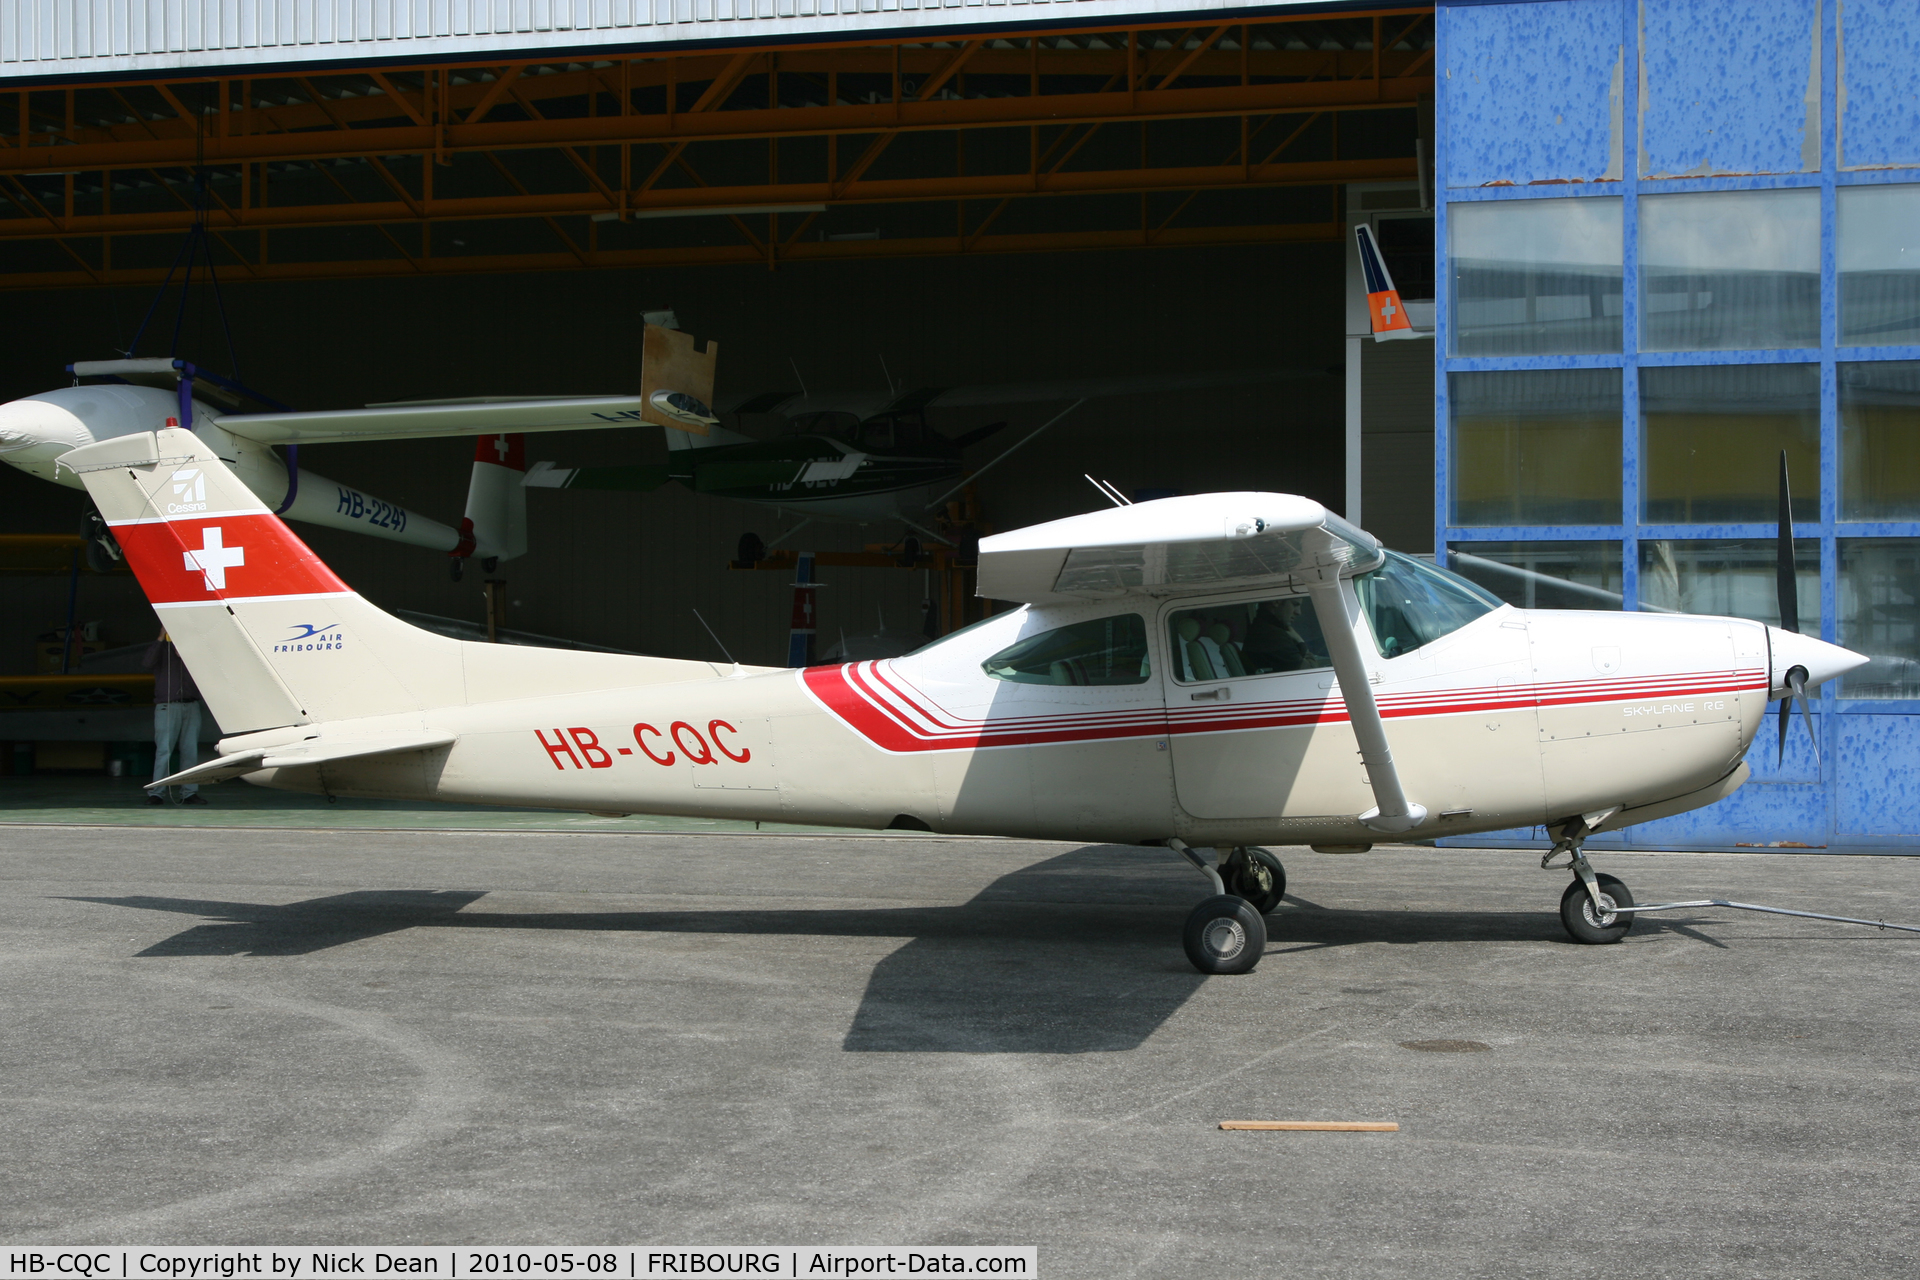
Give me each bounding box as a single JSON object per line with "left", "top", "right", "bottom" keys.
{"left": 1224, "top": 848, "right": 1287, "bottom": 915}
{"left": 1560, "top": 873, "right": 1635, "bottom": 945}
{"left": 1183, "top": 895, "right": 1267, "bottom": 974}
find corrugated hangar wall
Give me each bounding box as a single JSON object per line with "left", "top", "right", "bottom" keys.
{"left": 0, "top": 239, "right": 1346, "bottom": 673}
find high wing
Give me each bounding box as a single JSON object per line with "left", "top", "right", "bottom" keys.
{"left": 977, "top": 492, "right": 1383, "bottom": 605}
{"left": 720, "top": 366, "right": 1336, "bottom": 419}
{"left": 208, "top": 395, "right": 648, "bottom": 446}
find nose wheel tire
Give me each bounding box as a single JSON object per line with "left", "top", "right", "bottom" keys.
{"left": 1223, "top": 847, "right": 1287, "bottom": 915}
{"left": 1560, "top": 873, "right": 1635, "bottom": 945}
{"left": 1183, "top": 895, "right": 1267, "bottom": 974}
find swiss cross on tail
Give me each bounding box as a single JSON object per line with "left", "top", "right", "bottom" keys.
{"left": 110, "top": 461, "right": 351, "bottom": 605}
{"left": 475, "top": 432, "right": 526, "bottom": 471}
{"left": 1355, "top": 223, "right": 1422, "bottom": 343}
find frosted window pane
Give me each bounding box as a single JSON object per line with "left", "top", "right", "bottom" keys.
{"left": 1840, "top": 539, "right": 1920, "bottom": 699}
{"left": 1839, "top": 184, "right": 1920, "bottom": 345}
{"left": 1640, "top": 364, "right": 1819, "bottom": 523}
{"left": 1448, "top": 541, "right": 1623, "bottom": 610}
{"left": 1840, "top": 360, "right": 1920, "bottom": 520}
{"left": 1640, "top": 189, "right": 1820, "bottom": 350}
{"left": 1449, "top": 197, "right": 1623, "bottom": 355}
{"left": 1449, "top": 369, "right": 1622, "bottom": 526}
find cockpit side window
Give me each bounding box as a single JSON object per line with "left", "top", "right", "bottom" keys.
{"left": 983, "top": 614, "right": 1150, "bottom": 686}
{"left": 1354, "top": 551, "right": 1501, "bottom": 658}
{"left": 1167, "top": 595, "right": 1330, "bottom": 683}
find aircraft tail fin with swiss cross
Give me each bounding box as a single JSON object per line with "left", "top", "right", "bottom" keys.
{"left": 459, "top": 432, "right": 529, "bottom": 564}
{"left": 1355, "top": 223, "right": 1423, "bottom": 343}
{"left": 56, "top": 428, "right": 731, "bottom": 737}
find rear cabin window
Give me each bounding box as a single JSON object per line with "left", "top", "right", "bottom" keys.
{"left": 983, "top": 614, "right": 1150, "bottom": 685}
{"left": 1168, "top": 596, "right": 1330, "bottom": 683}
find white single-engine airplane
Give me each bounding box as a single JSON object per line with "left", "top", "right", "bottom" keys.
{"left": 60, "top": 427, "right": 1865, "bottom": 972}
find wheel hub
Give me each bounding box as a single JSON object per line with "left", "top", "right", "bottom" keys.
{"left": 1582, "top": 893, "right": 1619, "bottom": 928}
{"left": 1203, "top": 918, "right": 1247, "bottom": 959}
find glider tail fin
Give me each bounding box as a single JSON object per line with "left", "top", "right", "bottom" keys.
{"left": 463, "top": 432, "right": 529, "bottom": 565}
{"left": 1355, "top": 223, "right": 1420, "bottom": 342}
{"left": 57, "top": 427, "right": 467, "bottom": 733}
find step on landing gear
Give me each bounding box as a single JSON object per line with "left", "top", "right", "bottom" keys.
{"left": 1168, "top": 840, "right": 1286, "bottom": 973}
{"left": 1542, "top": 809, "right": 1634, "bottom": 944}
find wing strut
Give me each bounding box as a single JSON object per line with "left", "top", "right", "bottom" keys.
{"left": 1307, "top": 579, "right": 1428, "bottom": 834}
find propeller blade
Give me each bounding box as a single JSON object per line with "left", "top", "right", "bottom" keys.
{"left": 1790, "top": 668, "right": 1821, "bottom": 766}
{"left": 1777, "top": 450, "right": 1799, "bottom": 635}
{"left": 1777, "top": 695, "right": 1792, "bottom": 765}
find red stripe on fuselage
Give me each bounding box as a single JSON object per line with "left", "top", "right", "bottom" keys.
{"left": 112, "top": 513, "right": 350, "bottom": 605}
{"left": 802, "top": 661, "right": 1769, "bottom": 754}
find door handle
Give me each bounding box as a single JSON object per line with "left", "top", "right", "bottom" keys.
{"left": 1190, "top": 687, "right": 1230, "bottom": 702}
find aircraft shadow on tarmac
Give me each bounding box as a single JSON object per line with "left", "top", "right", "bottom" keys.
{"left": 64, "top": 844, "right": 1623, "bottom": 1053}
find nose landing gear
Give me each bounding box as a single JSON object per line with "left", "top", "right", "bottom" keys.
{"left": 1543, "top": 809, "right": 1634, "bottom": 944}
{"left": 1168, "top": 840, "right": 1288, "bottom": 973}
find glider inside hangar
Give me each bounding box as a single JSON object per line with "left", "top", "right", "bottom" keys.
{"left": 0, "top": 320, "right": 716, "bottom": 576}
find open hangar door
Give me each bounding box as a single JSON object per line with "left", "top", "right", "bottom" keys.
{"left": 0, "top": 9, "right": 1431, "bottom": 677}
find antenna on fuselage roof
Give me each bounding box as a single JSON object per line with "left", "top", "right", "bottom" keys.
{"left": 789, "top": 358, "right": 810, "bottom": 399}
{"left": 691, "top": 608, "right": 737, "bottom": 668}
{"left": 1084, "top": 475, "right": 1132, "bottom": 507}
{"left": 880, "top": 355, "right": 897, "bottom": 397}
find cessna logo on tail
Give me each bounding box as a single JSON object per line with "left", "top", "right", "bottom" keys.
{"left": 167, "top": 466, "right": 207, "bottom": 513}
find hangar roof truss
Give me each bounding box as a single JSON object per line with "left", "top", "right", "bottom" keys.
{"left": 0, "top": 9, "right": 1432, "bottom": 288}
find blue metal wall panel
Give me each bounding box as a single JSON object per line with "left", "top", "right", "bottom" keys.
{"left": 1838, "top": 0, "right": 1920, "bottom": 170}
{"left": 1439, "top": 0, "right": 1920, "bottom": 852}
{"left": 1835, "top": 715, "right": 1920, "bottom": 836}
{"left": 1639, "top": 0, "right": 1820, "bottom": 178}
{"left": 1442, "top": 0, "right": 1624, "bottom": 188}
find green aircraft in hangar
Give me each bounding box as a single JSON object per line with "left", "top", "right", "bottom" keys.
{"left": 525, "top": 369, "right": 1334, "bottom": 553}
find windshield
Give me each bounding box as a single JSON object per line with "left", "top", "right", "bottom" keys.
{"left": 1355, "top": 551, "right": 1502, "bottom": 658}
{"left": 785, "top": 410, "right": 861, "bottom": 442}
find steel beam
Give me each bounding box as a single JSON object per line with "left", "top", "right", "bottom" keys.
{"left": 0, "top": 221, "right": 1340, "bottom": 290}
{"left": 0, "top": 76, "right": 1429, "bottom": 175}
{"left": 0, "top": 157, "right": 1411, "bottom": 242}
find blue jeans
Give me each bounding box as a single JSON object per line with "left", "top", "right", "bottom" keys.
{"left": 150, "top": 700, "right": 203, "bottom": 797}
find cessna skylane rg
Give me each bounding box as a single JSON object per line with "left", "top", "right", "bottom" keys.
{"left": 0, "top": 321, "right": 712, "bottom": 575}
{"left": 61, "top": 426, "right": 1865, "bottom": 973}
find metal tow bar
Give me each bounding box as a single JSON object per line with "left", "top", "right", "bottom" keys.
{"left": 1612, "top": 899, "right": 1920, "bottom": 934}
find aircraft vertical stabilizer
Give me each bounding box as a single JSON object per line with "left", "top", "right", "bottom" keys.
{"left": 56, "top": 427, "right": 467, "bottom": 732}
{"left": 464, "top": 432, "right": 529, "bottom": 563}
{"left": 1355, "top": 224, "right": 1423, "bottom": 342}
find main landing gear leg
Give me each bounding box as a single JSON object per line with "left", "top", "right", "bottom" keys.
{"left": 1542, "top": 810, "right": 1634, "bottom": 945}
{"left": 1168, "top": 838, "right": 1266, "bottom": 975}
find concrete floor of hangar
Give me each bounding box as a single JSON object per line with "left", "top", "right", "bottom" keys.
{"left": 3, "top": 828, "right": 1920, "bottom": 1276}
{"left": 0, "top": 773, "right": 859, "bottom": 834}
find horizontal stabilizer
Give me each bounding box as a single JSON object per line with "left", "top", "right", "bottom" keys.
{"left": 212, "top": 396, "right": 649, "bottom": 446}
{"left": 155, "top": 730, "right": 458, "bottom": 787}
{"left": 525, "top": 461, "right": 677, "bottom": 492}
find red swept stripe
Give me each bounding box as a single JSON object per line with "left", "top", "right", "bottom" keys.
{"left": 802, "top": 661, "right": 1770, "bottom": 754}
{"left": 113, "top": 514, "right": 350, "bottom": 605}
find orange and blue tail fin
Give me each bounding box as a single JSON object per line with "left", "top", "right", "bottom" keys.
{"left": 1355, "top": 224, "right": 1421, "bottom": 342}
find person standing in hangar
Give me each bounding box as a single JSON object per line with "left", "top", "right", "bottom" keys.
{"left": 143, "top": 629, "right": 207, "bottom": 806}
